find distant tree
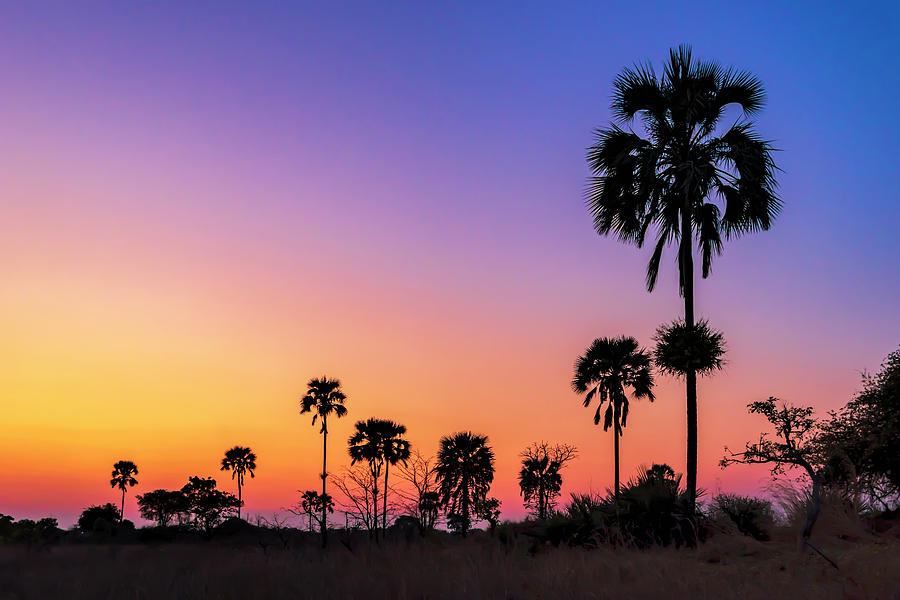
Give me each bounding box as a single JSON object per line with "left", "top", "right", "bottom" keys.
{"left": 397, "top": 451, "right": 441, "bottom": 533}
{"left": 136, "top": 489, "right": 187, "bottom": 527}
{"left": 654, "top": 319, "right": 725, "bottom": 510}
{"left": 293, "top": 490, "right": 335, "bottom": 532}
{"left": 377, "top": 421, "right": 411, "bottom": 533}
{"left": 300, "top": 376, "right": 348, "bottom": 548}
{"left": 348, "top": 418, "right": 388, "bottom": 540}
{"left": 435, "top": 432, "right": 495, "bottom": 537}
{"left": 586, "top": 46, "right": 780, "bottom": 511}
{"left": 474, "top": 497, "right": 502, "bottom": 535}
{"left": 573, "top": 336, "right": 654, "bottom": 503}
{"left": 110, "top": 460, "right": 139, "bottom": 521}
{"left": 220, "top": 445, "right": 257, "bottom": 519}
{"left": 77, "top": 503, "right": 120, "bottom": 532}
{"left": 518, "top": 442, "right": 578, "bottom": 519}
{"left": 817, "top": 346, "right": 900, "bottom": 508}
{"left": 332, "top": 464, "right": 380, "bottom": 535}
{"left": 180, "top": 476, "right": 240, "bottom": 534}
{"left": 299, "top": 490, "right": 320, "bottom": 531}
{"left": 722, "top": 397, "right": 822, "bottom": 547}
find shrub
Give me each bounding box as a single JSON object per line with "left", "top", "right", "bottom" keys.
{"left": 710, "top": 494, "right": 774, "bottom": 541}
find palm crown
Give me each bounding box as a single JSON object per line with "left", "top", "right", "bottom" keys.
{"left": 110, "top": 460, "right": 139, "bottom": 491}
{"left": 572, "top": 336, "right": 655, "bottom": 430}
{"left": 220, "top": 446, "right": 257, "bottom": 485}
{"left": 300, "top": 376, "right": 348, "bottom": 434}
{"left": 587, "top": 44, "right": 780, "bottom": 293}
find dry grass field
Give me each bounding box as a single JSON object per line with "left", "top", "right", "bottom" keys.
{"left": 1, "top": 529, "right": 898, "bottom": 600}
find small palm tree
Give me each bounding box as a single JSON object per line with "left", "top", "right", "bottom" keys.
{"left": 434, "top": 432, "right": 495, "bottom": 536}
{"left": 586, "top": 45, "right": 780, "bottom": 509}
{"left": 300, "top": 376, "right": 349, "bottom": 548}
{"left": 573, "top": 336, "right": 655, "bottom": 503}
{"left": 220, "top": 446, "right": 257, "bottom": 520}
{"left": 110, "top": 460, "right": 139, "bottom": 521}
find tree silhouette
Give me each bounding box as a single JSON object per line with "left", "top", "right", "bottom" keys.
{"left": 347, "top": 418, "right": 403, "bottom": 539}
{"left": 435, "top": 432, "right": 495, "bottom": 536}
{"left": 220, "top": 446, "right": 257, "bottom": 520}
{"left": 722, "top": 397, "right": 823, "bottom": 547}
{"left": 299, "top": 490, "right": 320, "bottom": 531}
{"left": 377, "top": 420, "right": 411, "bottom": 533}
{"left": 110, "top": 460, "right": 139, "bottom": 522}
{"left": 180, "top": 476, "right": 240, "bottom": 534}
{"left": 586, "top": 45, "right": 780, "bottom": 510}
{"left": 397, "top": 451, "right": 441, "bottom": 533}
{"left": 300, "top": 376, "right": 348, "bottom": 548}
{"left": 136, "top": 489, "right": 187, "bottom": 527}
{"left": 573, "top": 337, "right": 654, "bottom": 503}
{"left": 518, "top": 442, "right": 578, "bottom": 519}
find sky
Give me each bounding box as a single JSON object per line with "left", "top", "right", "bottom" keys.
{"left": 1, "top": 1, "right": 898, "bottom": 527}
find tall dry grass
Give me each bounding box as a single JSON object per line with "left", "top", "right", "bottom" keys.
{"left": 0, "top": 531, "right": 897, "bottom": 600}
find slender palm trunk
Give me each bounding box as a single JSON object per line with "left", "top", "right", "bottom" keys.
{"left": 121, "top": 488, "right": 126, "bottom": 522}
{"left": 382, "top": 461, "right": 389, "bottom": 534}
{"left": 800, "top": 462, "right": 822, "bottom": 547}
{"left": 237, "top": 475, "right": 242, "bottom": 520}
{"left": 538, "top": 475, "right": 545, "bottom": 520}
{"left": 613, "top": 419, "right": 621, "bottom": 505}
{"left": 461, "top": 477, "right": 469, "bottom": 537}
{"left": 371, "top": 464, "right": 379, "bottom": 542}
{"left": 680, "top": 206, "right": 698, "bottom": 513}
{"left": 321, "top": 415, "right": 328, "bottom": 548}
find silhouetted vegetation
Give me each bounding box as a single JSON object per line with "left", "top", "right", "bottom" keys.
{"left": 109, "top": 460, "right": 138, "bottom": 522}
{"left": 435, "top": 432, "right": 495, "bottom": 536}
{"left": 573, "top": 336, "right": 654, "bottom": 502}
{"left": 587, "top": 45, "right": 780, "bottom": 511}
{"left": 220, "top": 446, "right": 257, "bottom": 520}
{"left": 299, "top": 376, "right": 349, "bottom": 548}
{"left": 136, "top": 490, "right": 187, "bottom": 527}
{"left": 710, "top": 494, "right": 775, "bottom": 541}
{"left": 518, "top": 442, "right": 577, "bottom": 520}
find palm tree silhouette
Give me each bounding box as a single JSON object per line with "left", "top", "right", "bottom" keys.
{"left": 434, "top": 432, "right": 495, "bottom": 536}
{"left": 300, "top": 376, "right": 348, "bottom": 547}
{"left": 110, "top": 460, "right": 139, "bottom": 522}
{"left": 573, "top": 336, "right": 655, "bottom": 503}
{"left": 585, "top": 45, "right": 780, "bottom": 509}
{"left": 220, "top": 446, "right": 257, "bottom": 520}
{"left": 347, "top": 418, "right": 392, "bottom": 539}
{"left": 377, "top": 421, "right": 411, "bottom": 533}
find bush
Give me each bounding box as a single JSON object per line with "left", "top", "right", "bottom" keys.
{"left": 534, "top": 465, "right": 700, "bottom": 549}
{"left": 710, "top": 494, "right": 774, "bottom": 541}
{"left": 78, "top": 504, "right": 120, "bottom": 532}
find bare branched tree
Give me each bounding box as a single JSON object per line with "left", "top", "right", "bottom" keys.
{"left": 396, "top": 450, "right": 441, "bottom": 533}
{"left": 332, "top": 465, "right": 383, "bottom": 537}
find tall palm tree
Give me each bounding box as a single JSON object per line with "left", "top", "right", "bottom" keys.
{"left": 572, "top": 336, "right": 655, "bottom": 503}
{"left": 347, "top": 418, "right": 387, "bottom": 540}
{"left": 220, "top": 445, "right": 257, "bottom": 520}
{"left": 110, "top": 460, "right": 139, "bottom": 521}
{"left": 434, "top": 432, "right": 495, "bottom": 536}
{"left": 300, "top": 376, "right": 348, "bottom": 547}
{"left": 378, "top": 421, "right": 411, "bottom": 533}
{"left": 586, "top": 45, "right": 780, "bottom": 509}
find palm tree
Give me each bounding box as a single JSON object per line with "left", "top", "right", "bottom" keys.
{"left": 653, "top": 319, "right": 725, "bottom": 497}
{"left": 585, "top": 45, "right": 780, "bottom": 509}
{"left": 300, "top": 376, "right": 348, "bottom": 547}
{"left": 434, "top": 432, "right": 495, "bottom": 536}
{"left": 220, "top": 445, "right": 257, "bottom": 520}
{"left": 110, "top": 460, "right": 139, "bottom": 521}
{"left": 572, "top": 336, "right": 655, "bottom": 503}
{"left": 348, "top": 418, "right": 386, "bottom": 540}
{"left": 378, "top": 421, "right": 411, "bottom": 533}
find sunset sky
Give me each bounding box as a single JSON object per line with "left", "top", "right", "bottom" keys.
{"left": 2, "top": 2, "right": 898, "bottom": 526}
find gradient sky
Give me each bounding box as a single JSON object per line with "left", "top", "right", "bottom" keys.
{"left": 2, "top": 1, "right": 898, "bottom": 526}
